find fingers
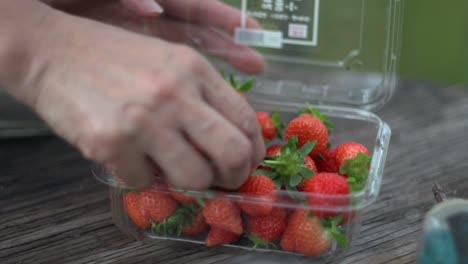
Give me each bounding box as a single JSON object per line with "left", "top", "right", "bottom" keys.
{"left": 149, "top": 18, "right": 265, "bottom": 74}
{"left": 123, "top": 103, "right": 215, "bottom": 191}
{"left": 107, "top": 147, "right": 155, "bottom": 190}
{"left": 120, "top": 0, "right": 164, "bottom": 17}
{"left": 159, "top": 0, "right": 261, "bottom": 34}
{"left": 197, "top": 63, "right": 266, "bottom": 172}
{"left": 176, "top": 96, "right": 254, "bottom": 189}
{"left": 77, "top": 121, "right": 156, "bottom": 190}
{"left": 145, "top": 130, "right": 215, "bottom": 191}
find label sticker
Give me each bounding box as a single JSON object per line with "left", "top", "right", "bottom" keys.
{"left": 235, "top": 28, "right": 283, "bottom": 48}
{"left": 288, "top": 23, "right": 308, "bottom": 39}
{"left": 235, "top": 0, "right": 320, "bottom": 48}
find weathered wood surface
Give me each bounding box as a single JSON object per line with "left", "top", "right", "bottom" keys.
{"left": 1, "top": 79, "right": 468, "bottom": 264}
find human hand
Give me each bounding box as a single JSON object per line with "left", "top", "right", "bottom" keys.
{"left": 43, "top": 0, "right": 266, "bottom": 74}
{"left": 12, "top": 4, "right": 266, "bottom": 191}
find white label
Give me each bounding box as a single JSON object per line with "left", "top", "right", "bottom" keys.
{"left": 235, "top": 28, "right": 283, "bottom": 49}
{"left": 288, "top": 23, "right": 308, "bottom": 39}
{"left": 237, "top": 0, "right": 320, "bottom": 47}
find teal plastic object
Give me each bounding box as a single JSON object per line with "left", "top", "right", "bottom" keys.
{"left": 418, "top": 184, "right": 468, "bottom": 264}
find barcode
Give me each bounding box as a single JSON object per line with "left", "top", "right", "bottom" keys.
{"left": 237, "top": 30, "right": 264, "bottom": 43}
{"left": 234, "top": 28, "right": 283, "bottom": 48}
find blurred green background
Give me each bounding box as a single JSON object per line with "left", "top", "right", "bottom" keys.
{"left": 400, "top": 0, "right": 467, "bottom": 85}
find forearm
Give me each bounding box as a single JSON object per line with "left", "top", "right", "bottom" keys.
{"left": 0, "top": 0, "right": 58, "bottom": 106}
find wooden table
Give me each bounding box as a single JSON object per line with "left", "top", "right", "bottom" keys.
{"left": 1, "top": 79, "right": 468, "bottom": 264}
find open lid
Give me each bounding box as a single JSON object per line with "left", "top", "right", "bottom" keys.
{"left": 190, "top": 0, "right": 404, "bottom": 110}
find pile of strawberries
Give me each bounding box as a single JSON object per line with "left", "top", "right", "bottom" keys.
{"left": 121, "top": 75, "right": 372, "bottom": 257}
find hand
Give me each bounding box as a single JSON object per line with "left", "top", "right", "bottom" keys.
{"left": 16, "top": 3, "right": 266, "bottom": 191}
{"left": 43, "top": 0, "right": 266, "bottom": 73}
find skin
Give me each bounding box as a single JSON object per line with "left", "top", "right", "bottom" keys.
{"left": 0, "top": 0, "right": 266, "bottom": 190}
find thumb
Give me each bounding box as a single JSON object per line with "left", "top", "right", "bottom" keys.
{"left": 121, "top": 0, "right": 164, "bottom": 17}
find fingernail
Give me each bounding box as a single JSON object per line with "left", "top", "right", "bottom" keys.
{"left": 139, "top": 0, "right": 164, "bottom": 14}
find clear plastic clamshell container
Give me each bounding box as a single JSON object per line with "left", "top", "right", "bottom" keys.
{"left": 94, "top": 0, "right": 403, "bottom": 262}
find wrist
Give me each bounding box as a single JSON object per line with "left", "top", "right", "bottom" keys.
{"left": 0, "top": 0, "right": 61, "bottom": 107}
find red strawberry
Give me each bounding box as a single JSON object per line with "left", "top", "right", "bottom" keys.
{"left": 202, "top": 196, "right": 243, "bottom": 235}
{"left": 315, "top": 148, "right": 339, "bottom": 173}
{"left": 336, "top": 142, "right": 370, "bottom": 166}
{"left": 182, "top": 210, "right": 207, "bottom": 236}
{"left": 170, "top": 189, "right": 196, "bottom": 204}
{"left": 123, "top": 192, "right": 151, "bottom": 229}
{"left": 206, "top": 227, "right": 240, "bottom": 247}
{"left": 257, "top": 144, "right": 283, "bottom": 171}
{"left": 239, "top": 175, "right": 277, "bottom": 216}
{"left": 280, "top": 209, "right": 332, "bottom": 256}
{"left": 302, "top": 173, "right": 350, "bottom": 217}
{"left": 139, "top": 185, "right": 178, "bottom": 222}
{"left": 266, "top": 144, "right": 282, "bottom": 156}
{"left": 285, "top": 114, "right": 329, "bottom": 158}
{"left": 304, "top": 155, "right": 318, "bottom": 172}
{"left": 335, "top": 142, "right": 371, "bottom": 192}
{"left": 257, "top": 112, "right": 277, "bottom": 141}
{"left": 247, "top": 207, "right": 287, "bottom": 245}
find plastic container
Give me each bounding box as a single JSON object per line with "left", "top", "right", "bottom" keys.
{"left": 94, "top": 0, "right": 403, "bottom": 262}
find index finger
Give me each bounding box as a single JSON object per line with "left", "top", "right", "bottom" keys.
{"left": 159, "top": 0, "right": 261, "bottom": 34}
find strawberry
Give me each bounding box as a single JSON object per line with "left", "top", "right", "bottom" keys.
{"left": 247, "top": 207, "right": 287, "bottom": 247}
{"left": 182, "top": 210, "right": 207, "bottom": 236}
{"left": 202, "top": 195, "right": 243, "bottom": 235}
{"left": 285, "top": 107, "right": 333, "bottom": 158}
{"left": 315, "top": 148, "right": 339, "bottom": 173}
{"left": 139, "top": 185, "right": 178, "bottom": 222}
{"left": 336, "top": 142, "right": 371, "bottom": 192}
{"left": 266, "top": 144, "right": 282, "bottom": 157}
{"left": 123, "top": 192, "right": 151, "bottom": 229}
{"left": 304, "top": 155, "right": 318, "bottom": 173}
{"left": 280, "top": 209, "right": 346, "bottom": 256}
{"left": 256, "top": 112, "right": 283, "bottom": 141}
{"left": 336, "top": 142, "right": 370, "bottom": 166}
{"left": 256, "top": 144, "right": 282, "bottom": 171}
{"left": 239, "top": 175, "right": 277, "bottom": 216}
{"left": 301, "top": 173, "right": 350, "bottom": 218}
{"left": 151, "top": 203, "right": 207, "bottom": 237}
{"left": 170, "top": 189, "right": 196, "bottom": 204}
{"left": 260, "top": 136, "right": 316, "bottom": 192}
{"left": 206, "top": 227, "right": 240, "bottom": 247}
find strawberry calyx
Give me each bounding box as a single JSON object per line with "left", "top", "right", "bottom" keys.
{"left": 322, "top": 215, "right": 348, "bottom": 249}
{"left": 247, "top": 233, "right": 278, "bottom": 250}
{"left": 339, "top": 153, "right": 372, "bottom": 192}
{"left": 299, "top": 105, "right": 335, "bottom": 134}
{"left": 221, "top": 70, "right": 255, "bottom": 94}
{"left": 261, "top": 136, "right": 316, "bottom": 192}
{"left": 151, "top": 203, "right": 200, "bottom": 237}
{"left": 271, "top": 111, "right": 285, "bottom": 140}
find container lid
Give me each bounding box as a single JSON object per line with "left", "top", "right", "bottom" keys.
{"left": 191, "top": 0, "right": 404, "bottom": 110}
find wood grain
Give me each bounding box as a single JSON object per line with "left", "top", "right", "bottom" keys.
{"left": 1, "top": 80, "right": 468, "bottom": 264}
